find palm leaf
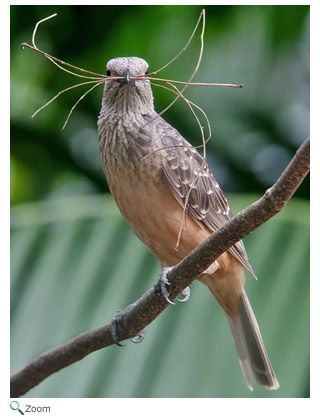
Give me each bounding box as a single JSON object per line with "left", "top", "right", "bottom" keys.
{"left": 10, "top": 194, "right": 309, "bottom": 397}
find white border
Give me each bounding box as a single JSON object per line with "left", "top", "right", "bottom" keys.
{"left": 5, "top": 1, "right": 317, "bottom": 416}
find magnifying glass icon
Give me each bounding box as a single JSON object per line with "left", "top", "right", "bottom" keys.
{"left": 10, "top": 401, "right": 24, "bottom": 415}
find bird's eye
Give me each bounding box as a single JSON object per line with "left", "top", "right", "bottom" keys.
{"left": 145, "top": 70, "right": 148, "bottom": 75}
{"left": 106, "top": 70, "right": 111, "bottom": 76}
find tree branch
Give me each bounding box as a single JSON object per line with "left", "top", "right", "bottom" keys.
{"left": 10, "top": 137, "right": 310, "bottom": 398}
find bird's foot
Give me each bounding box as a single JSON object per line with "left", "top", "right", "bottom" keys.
{"left": 177, "top": 286, "right": 191, "bottom": 303}
{"left": 154, "top": 267, "right": 175, "bottom": 305}
{"left": 130, "top": 328, "right": 146, "bottom": 344}
{"left": 112, "top": 310, "right": 146, "bottom": 346}
{"left": 154, "top": 268, "right": 191, "bottom": 304}
{"left": 111, "top": 310, "right": 126, "bottom": 347}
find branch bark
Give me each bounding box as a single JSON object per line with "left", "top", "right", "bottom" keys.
{"left": 10, "top": 137, "right": 310, "bottom": 398}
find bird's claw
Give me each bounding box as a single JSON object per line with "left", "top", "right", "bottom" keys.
{"left": 154, "top": 268, "right": 191, "bottom": 304}
{"left": 130, "top": 329, "right": 146, "bottom": 344}
{"left": 177, "top": 286, "right": 191, "bottom": 303}
{"left": 154, "top": 267, "right": 175, "bottom": 305}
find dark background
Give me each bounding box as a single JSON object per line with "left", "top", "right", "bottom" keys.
{"left": 11, "top": 5, "right": 309, "bottom": 205}
{"left": 11, "top": 5, "right": 310, "bottom": 398}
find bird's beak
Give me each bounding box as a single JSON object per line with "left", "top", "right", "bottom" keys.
{"left": 124, "top": 68, "right": 131, "bottom": 83}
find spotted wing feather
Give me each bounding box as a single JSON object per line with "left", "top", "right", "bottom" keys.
{"left": 154, "top": 116, "right": 255, "bottom": 277}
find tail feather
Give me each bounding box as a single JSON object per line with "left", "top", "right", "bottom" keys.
{"left": 227, "top": 291, "right": 279, "bottom": 390}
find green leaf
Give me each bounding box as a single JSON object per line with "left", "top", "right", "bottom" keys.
{"left": 11, "top": 194, "right": 309, "bottom": 397}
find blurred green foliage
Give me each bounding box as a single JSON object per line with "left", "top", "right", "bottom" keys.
{"left": 11, "top": 194, "right": 309, "bottom": 398}
{"left": 11, "top": 5, "right": 309, "bottom": 205}
{"left": 10, "top": 5, "right": 310, "bottom": 398}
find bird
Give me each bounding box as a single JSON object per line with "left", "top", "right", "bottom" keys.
{"left": 98, "top": 56, "right": 279, "bottom": 391}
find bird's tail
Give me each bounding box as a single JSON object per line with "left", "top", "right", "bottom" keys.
{"left": 227, "top": 290, "right": 279, "bottom": 390}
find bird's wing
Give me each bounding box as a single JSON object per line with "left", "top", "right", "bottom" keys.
{"left": 154, "top": 115, "right": 255, "bottom": 277}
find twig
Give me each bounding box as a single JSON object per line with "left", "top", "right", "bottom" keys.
{"left": 148, "top": 77, "right": 244, "bottom": 88}
{"left": 23, "top": 12, "right": 106, "bottom": 79}
{"left": 150, "top": 9, "right": 205, "bottom": 75}
{"left": 10, "top": 137, "right": 310, "bottom": 398}
{"left": 61, "top": 81, "right": 104, "bottom": 130}
{"left": 151, "top": 9, "right": 206, "bottom": 121}
{"left": 31, "top": 80, "right": 103, "bottom": 119}
{"left": 22, "top": 10, "right": 242, "bottom": 131}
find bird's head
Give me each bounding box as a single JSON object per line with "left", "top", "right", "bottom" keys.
{"left": 102, "top": 57, "right": 154, "bottom": 114}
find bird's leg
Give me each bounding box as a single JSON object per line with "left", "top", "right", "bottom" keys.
{"left": 154, "top": 266, "right": 175, "bottom": 305}
{"left": 111, "top": 310, "right": 126, "bottom": 347}
{"left": 112, "top": 305, "right": 146, "bottom": 346}
{"left": 154, "top": 265, "right": 191, "bottom": 304}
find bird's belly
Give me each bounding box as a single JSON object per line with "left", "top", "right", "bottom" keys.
{"left": 109, "top": 176, "right": 210, "bottom": 266}
{"left": 108, "top": 171, "right": 245, "bottom": 316}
